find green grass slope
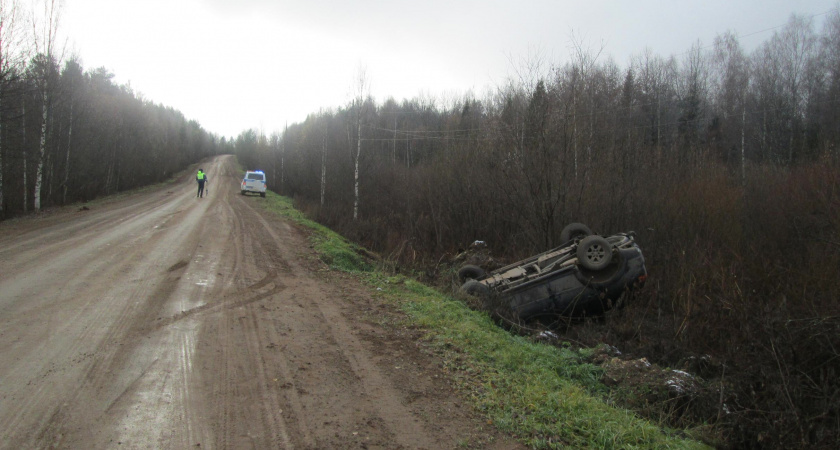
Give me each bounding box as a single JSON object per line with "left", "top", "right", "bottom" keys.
{"left": 260, "top": 192, "right": 708, "bottom": 449}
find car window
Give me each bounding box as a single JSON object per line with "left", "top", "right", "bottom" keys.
{"left": 246, "top": 173, "right": 264, "bottom": 181}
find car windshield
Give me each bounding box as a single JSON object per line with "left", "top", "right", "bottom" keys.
{"left": 246, "top": 173, "right": 264, "bottom": 181}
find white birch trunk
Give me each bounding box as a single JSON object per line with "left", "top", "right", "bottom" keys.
{"left": 350, "top": 66, "right": 368, "bottom": 221}
{"left": 32, "top": 0, "right": 62, "bottom": 211}
{"left": 34, "top": 86, "right": 47, "bottom": 211}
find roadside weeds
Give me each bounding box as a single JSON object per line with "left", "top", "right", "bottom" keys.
{"left": 259, "top": 192, "right": 709, "bottom": 449}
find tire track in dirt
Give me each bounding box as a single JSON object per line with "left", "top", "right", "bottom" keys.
{"left": 98, "top": 160, "right": 230, "bottom": 449}
{"left": 232, "top": 198, "right": 441, "bottom": 448}
{"left": 196, "top": 182, "right": 306, "bottom": 448}
{"left": 230, "top": 182, "right": 523, "bottom": 449}
{"left": 0, "top": 204, "right": 197, "bottom": 447}
{"left": 212, "top": 191, "right": 242, "bottom": 450}
{"left": 0, "top": 155, "right": 523, "bottom": 449}
{"left": 241, "top": 305, "right": 295, "bottom": 448}
{"left": 234, "top": 202, "right": 320, "bottom": 448}
{"left": 0, "top": 165, "right": 224, "bottom": 448}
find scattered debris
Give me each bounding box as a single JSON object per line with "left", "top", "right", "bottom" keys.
{"left": 604, "top": 344, "right": 621, "bottom": 356}
{"left": 665, "top": 369, "right": 700, "bottom": 395}
{"left": 583, "top": 345, "right": 723, "bottom": 431}
{"left": 678, "top": 354, "right": 723, "bottom": 378}
{"left": 536, "top": 330, "right": 559, "bottom": 341}
{"left": 452, "top": 241, "right": 499, "bottom": 272}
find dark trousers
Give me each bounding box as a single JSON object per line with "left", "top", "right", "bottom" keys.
{"left": 197, "top": 181, "right": 205, "bottom": 197}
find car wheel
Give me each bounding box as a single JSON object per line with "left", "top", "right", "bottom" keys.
{"left": 457, "top": 264, "right": 486, "bottom": 283}
{"left": 241, "top": 190, "right": 246, "bottom": 195}
{"left": 461, "top": 280, "right": 490, "bottom": 297}
{"left": 260, "top": 192, "right": 266, "bottom": 198}
{"left": 575, "top": 251, "right": 625, "bottom": 287}
{"left": 577, "top": 235, "right": 612, "bottom": 270}
{"left": 560, "top": 223, "right": 592, "bottom": 243}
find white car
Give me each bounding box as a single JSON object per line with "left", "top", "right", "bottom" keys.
{"left": 241, "top": 170, "right": 267, "bottom": 197}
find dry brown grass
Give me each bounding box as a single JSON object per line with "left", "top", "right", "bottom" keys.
{"left": 292, "top": 154, "right": 840, "bottom": 448}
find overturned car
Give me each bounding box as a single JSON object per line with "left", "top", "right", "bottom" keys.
{"left": 459, "top": 223, "right": 647, "bottom": 320}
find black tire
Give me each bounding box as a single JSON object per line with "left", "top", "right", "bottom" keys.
{"left": 241, "top": 190, "right": 246, "bottom": 195}
{"left": 461, "top": 280, "right": 491, "bottom": 297}
{"left": 260, "top": 192, "right": 266, "bottom": 198}
{"left": 577, "top": 235, "right": 612, "bottom": 271}
{"left": 560, "top": 223, "right": 593, "bottom": 243}
{"left": 575, "top": 250, "right": 625, "bottom": 287}
{"left": 457, "top": 264, "right": 486, "bottom": 283}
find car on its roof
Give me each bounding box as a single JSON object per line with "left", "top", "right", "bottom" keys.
{"left": 241, "top": 170, "right": 266, "bottom": 197}
{"left": 459, "top": 223, "right": 647, "bottom": 320}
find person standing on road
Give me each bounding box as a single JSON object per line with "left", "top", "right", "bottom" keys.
{"left": 196, "top": 168, "right": 208, "bottom": 198}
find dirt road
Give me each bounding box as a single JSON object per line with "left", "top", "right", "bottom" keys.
{"left": 0, "top": 155, "right": 515, "bottom": 449}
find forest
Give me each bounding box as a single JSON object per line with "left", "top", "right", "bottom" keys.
{"left": 0, "top": 0, "right": 224, "bottom": 217}
{"left": 235, "top": 13, "right": 840, "bottom": 448}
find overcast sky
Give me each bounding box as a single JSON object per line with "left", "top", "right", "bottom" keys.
{"left": 60, "top": 0, "right": 837, "bottom": 139}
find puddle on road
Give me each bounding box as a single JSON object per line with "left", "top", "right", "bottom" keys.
{"left": 191, "top": 255, "right": 215, "bottom": 287}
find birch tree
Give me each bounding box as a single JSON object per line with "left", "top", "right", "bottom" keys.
{"left": 633, "top": 49, "right": 677, "bottom": 165}
{"left": 569, "top": 33, "right": 605, "bottom": 176}
{"left": 711, "top": 32, "right": 749, "bottom": 183}
{"left": 59, "top": 57, "right": 82, "bottom": 204}
{"left": 678, "top": 41, "right": 710, "bottom": 167}
{"left": 31, "top": 0, "right": 62, "bottom": 211}
{"left": 269, "top": 130, "right": 281, "bottom": 192}
{"left": 757, "top": 15, "right": 818, "bottom": 163}
{"left": 779, "top": 15, "right": 817, "bottom": 163}
{"left": 350, "top": 65, "right": 369, "bottom": 220}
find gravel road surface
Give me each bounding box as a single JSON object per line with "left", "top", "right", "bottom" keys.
{"left": 0, "top": 155, "right": 518, "bottom": 449}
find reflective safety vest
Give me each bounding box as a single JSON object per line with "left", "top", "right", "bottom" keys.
{"left": 197, "top": 171, "right": 205, "bottom": 181}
